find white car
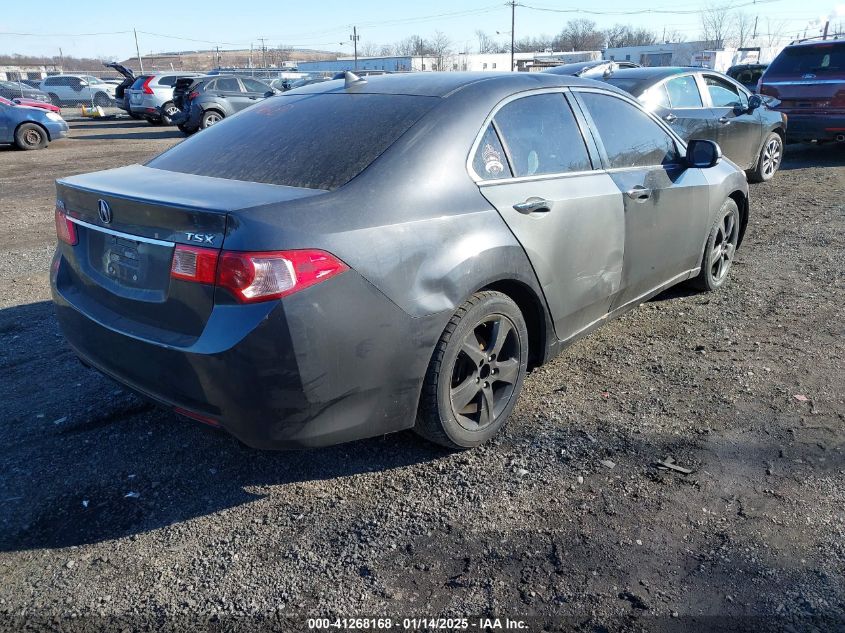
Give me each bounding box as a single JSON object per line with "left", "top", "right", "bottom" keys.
{"left": 40, "top": 75, "right": 116, "bottom": 107}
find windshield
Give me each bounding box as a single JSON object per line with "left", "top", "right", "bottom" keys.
{"left": 147, "top": 93, "right": 438, "bottom": 190}
{"left": 767, "top": 42, "right": 845, "bottom": 75}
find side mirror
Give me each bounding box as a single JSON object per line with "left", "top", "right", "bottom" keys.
{"left": 747, "top": 94, "right": 763, "bottom": 112}
{"left": 686, "top": 139, "right": 722, "bottom": 169}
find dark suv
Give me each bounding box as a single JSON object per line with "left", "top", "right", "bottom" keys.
{"left": 759, "top": 37, "right": 845, "bottom": 142}
{"left": 171, "top": 75, "right": 276, "bottom": 135}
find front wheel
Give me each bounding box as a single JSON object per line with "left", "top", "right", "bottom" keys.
{"left": 93, "top": 91, "right": 111, "bottom": 108}
{"left": 747, "top": 132, "right": 783, "bottom": 183}
{"left": 415, "top": 291, "right": 529, "bottom": 449}
{"left": 14, "top": 123, "right": 48, "bottom": 150}
{"left": 688, "top": 198, "right": 740, "bottom": 292}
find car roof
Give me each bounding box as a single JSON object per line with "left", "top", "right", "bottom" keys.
{"left": 786, "top": 38, "right": 845, "bottom": 49}
{"left": 289, "top": 71, "right": 624, "bottom": 99}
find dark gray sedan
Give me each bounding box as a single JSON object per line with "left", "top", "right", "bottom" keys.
{"left": 51, "top": 72, "right": 749, "bottom": 450}
{"left": 600, "top": 67, "right": 788, "bottom": 182}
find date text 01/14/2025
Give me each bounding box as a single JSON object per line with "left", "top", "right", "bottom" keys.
{"left": 307, "top": 617, "right": 528, "bottom": 630}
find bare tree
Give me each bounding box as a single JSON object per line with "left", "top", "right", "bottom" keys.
{"left": 513, "top": 35, "right": 553, "bottom": 53}
{"left": 700, "top": 3, "right": 735, "bottom": 48}
{"left": 476, "top": 30, "right": 499, "bottom": 54}
{"left": 359, "top": 42, "right": 380, "bottom": 57}
{"left": 430, "top": 31, "right": 452, "bottom": 70}
{"left": 555, "top": 19, "right": 605, "bottom": 51}
{"left": 664, "top": 30, "right": 688, "bottom": 43}
{"left": 762, "top": 18, "right": 790, "bottom": 47}
{"left": 604, "top": 24, "right": 658, "bottom": 48}
{"left": 733, "top": 12, "right": 756, "bottom": 48}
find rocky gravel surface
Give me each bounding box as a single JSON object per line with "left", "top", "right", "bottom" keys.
{"left": 0, "top": 120, "right": 843, "bottom": 632}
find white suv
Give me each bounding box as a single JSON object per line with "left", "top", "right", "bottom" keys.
{"left": 40, "top": 75, "right": 116, "bottom": 107}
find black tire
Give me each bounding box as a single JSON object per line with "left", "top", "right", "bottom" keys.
{"left": 747, "top": 132, "right": 783, "bottom": 183}
{"left": 93, "top": 91, "right": 111, "bottom": 108}
{"left": 48, "top": 93, "right": 61, "bottom": 107}
{"left": 688, "top": 198, "right": 740, "bottom": 292}
{"left": 200, "top": 109, "right": 224, "bottom": 129}
{"left": 178, "top": 124, "right": 197, "bottom": 136}
{"left": 14, "top": 123, "right": 48, "bottom": 150}
{"left": 160, "top": 101, "right": 179, "bottom": 126}
{"left": 415, "top": 291, "right": 529, "bottom": 449}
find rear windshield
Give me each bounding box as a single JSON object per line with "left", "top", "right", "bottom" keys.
{"left": 767, "top": 42, "right": 845, "bottom": 75}
{"left": 146, "top": 93, "right": 438, "bottom": 190}
{"left": 130, "top": 76, "right": 152, "bottom": 89}
{"left": 603, "top": 77, "right": 646, "bottom": 94}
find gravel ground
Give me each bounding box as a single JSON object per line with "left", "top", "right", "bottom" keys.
{"left": 0, "top": 119, "right": 843, "bottom": 632}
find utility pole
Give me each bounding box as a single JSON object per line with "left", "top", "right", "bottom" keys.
{"left": 250, "top": 43, "right": 253, "bottom": 68}
{"left": 752, "top": 16, "right": 758, "bottom": 39}
{"left": 509, "top": 1, "right": 516, "bottom": 72}
{"left": 350, "top": 26, "right": 360, "bottom": 69}
{"left": 216, "top": 46, "right": 220, "bottom": 68}
{"left": 134, "top": 29, "right": 144, "bottom": 73}
{"left": 258, "top": 37, "right": 267, "bottom": 68}
{"left": 823, "top": 20, "right": 830, "bottom": 40}
{"left": 58, "top": 47, "right": 64, "bottom": 70}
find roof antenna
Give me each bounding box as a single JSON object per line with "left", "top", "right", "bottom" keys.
{"left": 344, "top": 71, "right": 367, "bottom": 88}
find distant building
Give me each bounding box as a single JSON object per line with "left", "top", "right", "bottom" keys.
{"left": 603, "top": 41, "right": 786, "bottom": 71}
{"left": 296, "top": 56, "right": 436, "bottom": 73}
{"left": 0, "top": 65, "right": 61, "bottom": 82}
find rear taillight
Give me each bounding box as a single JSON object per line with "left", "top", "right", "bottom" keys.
{"left": 217, "top": 250, "right": 348, "bottom": 303}
{"left": 170, "top": 245, "right": 218, "bottom": 284}
{"left": 55, "top": 206, "right": 77, "bottom": 245}
{"left": 169, "top": 247, "right": 347, "bottom": 303}
{"left": 142, "top": 76, "right": 154, "bottom": 95}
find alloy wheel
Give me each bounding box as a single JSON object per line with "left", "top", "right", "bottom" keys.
{"left": 449, "top": 314, "right": 521, "bottom": 431}
{"left": 761, "top": 137, "right": 781, "bottom": 178}
{"left": 709, "top": 207, "right": 739, "bottom": 283}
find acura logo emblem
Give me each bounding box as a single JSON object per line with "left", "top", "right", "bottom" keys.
{"left": 98, "top": 199, "right": 112, "bottom": 224}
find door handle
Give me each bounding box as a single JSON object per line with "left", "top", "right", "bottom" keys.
{"left": 718, "top": 116, "right": 730, "bottom": 125}
{"left": 625, "top": 186, "right": 652, "bottom": 202}
{"left": 664, "top": 113, "right": 677, "bottom": 123}
{"left": 513, "top": 198, "right": 551, "bottom": 214}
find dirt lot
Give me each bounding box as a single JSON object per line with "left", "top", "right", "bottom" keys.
{"left": 0, "top": 117, "right": 843, "bottom": 632}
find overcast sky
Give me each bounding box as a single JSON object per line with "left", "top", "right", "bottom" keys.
{"left": 1, "top": 0, "right": 839, "bottom": 60}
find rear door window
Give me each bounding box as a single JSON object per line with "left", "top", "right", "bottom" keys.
{"left": 579, "top": 91, "right": 680, "bottom": 168}
{"left": 146, "top": 93, "right": 438, "bottom": 190}
{"left": 215, "top": 78, "right": 241, "bottom": 92}
{"left": 665, "top": 75, "right": 703, "bottom": 108}
{"left": 492, "top": 93, "right": 591, "bottom": 177}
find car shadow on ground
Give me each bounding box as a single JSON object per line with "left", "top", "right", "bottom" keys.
{"left": 68, "top": 130, "right": 184, "bottom": 141}
{"left": 0, "top": 300, "right": 448, "bottom": 552}
{"left": 781, "top": 142, "right": 844, "bottom": 170}
{"left": 68, "top": 121, "right": 157, "bottom": 130}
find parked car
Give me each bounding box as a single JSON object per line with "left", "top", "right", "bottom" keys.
{"left": 726, "top": 63, "right": 768, "bottom": 92}
{"left": 125, "top": 72, "right": 202, "bottom": 125}
{"left": 40, "top": 74, "right": 115, "bottom": 107}
{"left": 51, "top": 72, "right": 749, "bottom": 449}
{"left": 0, "top": 96, "right": 69, "bottom": 150}
{"left": 543, "top": 60, "right": 640, "bottom": 77}
{"left": 11, "top": 97, "right": 61, "bottom": 113}
{"left": 271, "top": 76, "right": 331, "bottom": 91}
{"left": 599, "top": 66, "right": 787, "bottom": 182}
{"left": 104, "top": 62, "right": 139, "bottom": 119}
{"left": 170, "top": 75, "right": 276, "bottom": 134}
{"left": 0, "top": 79, "right": 51, "bottom": 103}
{"left": 758, "top": 36, "right": 845, "bottom": 143}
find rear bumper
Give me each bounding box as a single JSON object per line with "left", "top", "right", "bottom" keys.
{"left": 51, "top": 250, "right": 442, "bottom": 449}
{"left": 780, "top": 112, "right": 845, "bottom": 141}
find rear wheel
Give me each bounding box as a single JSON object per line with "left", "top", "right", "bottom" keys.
{"left": 14, "top": 123, "right": 48, "bottom": 150}
{"left": 160, "top": 101, "right": 180, "bottom": 126}
{"left": 415, "top": 291, "right": 529, "bottom": 449}
{"left": 747, "top": 132, "right": 783, "bottom": 183}
{"left": 200, "top": 110, "right": 223, "bottom": 129}
{"left": 688, "top": 198, "right": 740, "bottom": 292}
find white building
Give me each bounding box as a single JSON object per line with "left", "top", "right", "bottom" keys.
{"left": 603, "top": 41, "right": 787, "bottom": 71}
{"left": 0, "top": 65, "right": 61, "bottom": 82}
{"left": 456, "top": 51, "right": 601, "bottom": 72}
